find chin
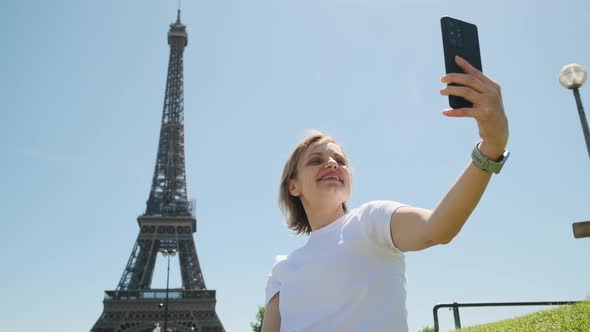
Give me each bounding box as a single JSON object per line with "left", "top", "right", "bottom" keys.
{"left": 314, "top": 183, "right": 350, "bottom": 202}
{"left": 324, "top": 191, "right": 350, "bottom": 206}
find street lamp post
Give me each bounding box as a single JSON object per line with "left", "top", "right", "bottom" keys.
{"left": 159, "top": 240, "right": 177, "bottom": 332}
{"left": 560, "top": 64, "right": 590, "bottom": 158}
{"left": 559, "top": 63, "right": 590, "bottom": 238}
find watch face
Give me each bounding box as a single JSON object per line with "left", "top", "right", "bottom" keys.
{"left": 490, "top": 150, "right": 509, "bottom": 174}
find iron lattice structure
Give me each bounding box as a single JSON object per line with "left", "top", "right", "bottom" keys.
{"left": 91, "top": 11, "right": 225, "bottom": 332}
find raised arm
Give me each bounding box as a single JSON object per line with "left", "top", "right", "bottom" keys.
{"left": 391, "top": 56, "right": 509, "bottom": 252}
{"left": 261, "top": 293, "right": 281, "bottom": 332}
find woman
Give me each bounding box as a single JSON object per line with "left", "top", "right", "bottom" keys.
{"left": 262, "top": 56, "right": 509, "bottom": 332}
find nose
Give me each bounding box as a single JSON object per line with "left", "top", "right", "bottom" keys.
{"left": 324, "top": 157, "right": 338, "bottom": 168}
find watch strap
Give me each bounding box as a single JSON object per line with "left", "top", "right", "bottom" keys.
{"left": 471, "top": 142, "right": 510, "bottom": 174}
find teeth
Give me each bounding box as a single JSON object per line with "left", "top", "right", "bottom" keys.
{"left": 321, "top": 176, "right": 340, "bottom": 181}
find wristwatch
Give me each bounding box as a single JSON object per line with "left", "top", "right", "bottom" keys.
{"left": 471, "top": 142, "right": 510, "bottom": 174}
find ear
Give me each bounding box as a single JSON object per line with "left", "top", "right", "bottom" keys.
{"left": 288, "top": 179, "right": 301, "bottom": 197}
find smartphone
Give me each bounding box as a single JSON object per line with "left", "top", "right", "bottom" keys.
{"left": 440, "top": 16, "right": 482, "bottom": 109}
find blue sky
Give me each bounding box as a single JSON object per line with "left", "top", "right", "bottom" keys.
{"left": 2, "top": 1, "right": 590, "bottom": 331}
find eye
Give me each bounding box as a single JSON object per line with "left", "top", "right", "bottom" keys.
{"left": 336, "top": 157, "right": 347, "bottom": 165}
{"left": 308, "top": 158, "right": 321, "bottom": 165}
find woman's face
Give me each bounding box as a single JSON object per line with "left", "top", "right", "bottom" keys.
{"left": 289, "top": 141, "right": 352, "bottom": 209}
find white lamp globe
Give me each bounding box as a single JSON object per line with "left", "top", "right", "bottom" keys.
{"left": 560, "top": 63, "right": 587, "bottom": 89}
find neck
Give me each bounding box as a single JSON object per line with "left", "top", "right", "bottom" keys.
{"left": 303, "top": 200, "right": 345, "bottom": 232}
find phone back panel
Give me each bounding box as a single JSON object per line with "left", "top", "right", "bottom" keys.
{"left": 441, "top": 17, "right": 482, "bottom": 109}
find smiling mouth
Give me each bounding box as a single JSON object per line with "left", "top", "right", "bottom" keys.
{"left": 318, "top": 175, "right": 343, "bottom": 183}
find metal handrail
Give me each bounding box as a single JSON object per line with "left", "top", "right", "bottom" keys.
{"left": 432, "top": 300, "right": 581, "bottom": 331}
{"left": 104, "top": 289, "right": 216, "bottom": 300}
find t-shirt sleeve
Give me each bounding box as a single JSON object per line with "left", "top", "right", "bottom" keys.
{"left": 361, "top": 200, "right": 408, "bottom": 252}
{"left": 264, "top": 255, "right": 287, "bottom": 306}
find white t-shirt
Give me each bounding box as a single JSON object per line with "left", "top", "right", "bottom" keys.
{"left": 265, "top": 200, "right": 408, "bottom": 332}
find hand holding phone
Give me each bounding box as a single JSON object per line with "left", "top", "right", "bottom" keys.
{"left": 439, "top": 17, "right": 509, "bottom": 158}
{"left": 440, "top": 16, "right": 482, "bottom": 109}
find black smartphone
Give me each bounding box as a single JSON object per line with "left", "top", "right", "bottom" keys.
{"left": 440, "top": 16, "right": 482, "bottom": 109}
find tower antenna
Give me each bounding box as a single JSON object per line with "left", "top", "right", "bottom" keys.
{"left": 176, "top": 0, "right": 182, "bottom": 23}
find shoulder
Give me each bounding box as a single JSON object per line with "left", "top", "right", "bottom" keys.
{"left": 356, "top": 200, "right": 408, "bottom": 218}
{"left": 343, "top": 200, "right": 408, "bottom": 228}
{"left": 268, "top": 254, "right": 287, "bottom": 275}
{"left": 350, "top": 201, "right": 409, "bottom": 251}
{"left": 268, "top": 244, "right": 309, "bottom": 275}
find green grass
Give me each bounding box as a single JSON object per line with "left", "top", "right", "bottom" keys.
{"left": 456, "top": 301, "right": 590, "bottom": 332}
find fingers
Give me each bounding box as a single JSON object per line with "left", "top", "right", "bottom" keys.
{"left": 455, "top": 55, "right": 489, "bottom": 81}
{"left": 440, "top": 85, "right": 480, "bottom": 104}
{"left": 440, "top": 56, "right": 491, "bottom": 93}
{"left": 454, "top": 56, "right": 497, "bottom": 88}
{"left": 441, "top": 107, "right": 475, "bottom": 118}
{"left": 440, "top": 56, "right": 503, "bottom": 110}
{"left": 441, "top": 73, "right": 486, "bottom": 93}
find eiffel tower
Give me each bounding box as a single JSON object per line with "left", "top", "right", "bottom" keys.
{"left": 91, "top": 11, "right": 225, "bottom": 332}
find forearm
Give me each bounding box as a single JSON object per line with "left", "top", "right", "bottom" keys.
{"left": 428, "top": 142, "right": 503, "bottom": 244}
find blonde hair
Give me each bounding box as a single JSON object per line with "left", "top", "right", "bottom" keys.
{"left": 279, "top": 130, "right": 348, "bottom": 234}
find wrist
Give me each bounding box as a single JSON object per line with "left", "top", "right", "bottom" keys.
{"left": 471, "top": 142, "right": 510, "bottom": 174}
{"left": 477, "top": 141, "right": 506, "bottom": 161}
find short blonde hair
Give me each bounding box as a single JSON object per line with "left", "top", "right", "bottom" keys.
{"left": 279, "top": 130, "right": 348, "bottom": 234}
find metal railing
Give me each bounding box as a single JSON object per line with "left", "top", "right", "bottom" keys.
{"left": 432, "top": 300, "right": 581, "bottom": 331}
{"left": 104, "top": 289, "right": 216, "bottom": 300}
